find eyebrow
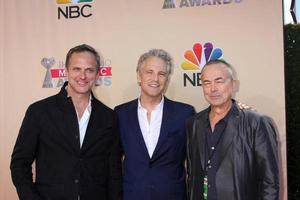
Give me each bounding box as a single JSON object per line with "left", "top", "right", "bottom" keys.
{"left": 202, "top": 76, "right": 225, "bottom": 82}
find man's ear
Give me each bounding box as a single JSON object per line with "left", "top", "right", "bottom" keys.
{"left": 137, "top": 71, "right": 141, "bottom": 85}
{"left": 232, "top": 79, "right": 239, "bottom": 93}
{"left": 65, "top": 68, "right": 69, "bottom": 81}
{"left": 230, "top": 79, "right": 239, "bottom": 99}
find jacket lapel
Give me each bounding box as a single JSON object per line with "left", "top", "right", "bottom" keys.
{"left": 216, "top": 103, "right": 240, "bottom": 170}
{"left": 62, "top": 111, "right": 81, "bottom": 154}
{"left": 128, "top": 99, "right": 151, "bottom": 159}
{"left": 150, "top": 98, "right": 173, "bottom": 161}
{"left": 80, "top": 95, "right": 118, "bottom": 153}
{"left": 195, "top": 110, "right": 209, "bottom": 171}
{"left": 56, "top": 87, "right": 81, "bottom": 154}
{"left": 80, "top": 99, "right": 102, "bottom": 153}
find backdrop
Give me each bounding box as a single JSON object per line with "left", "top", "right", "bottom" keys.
{"left": 0, "top": 0, "right": 286, "bottom": 199}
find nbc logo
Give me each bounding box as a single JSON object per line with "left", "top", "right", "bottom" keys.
{"left": 182, "top": 42, "right": 223, "bottom": 87}
{"left": 56, "top": 0, "right": 93, "bottom": 4}
{"left": 181, "top": 42, "right": 223, "bottom": 70}
{"left": 57, "top": 0, "right": 94, "bottom": 19}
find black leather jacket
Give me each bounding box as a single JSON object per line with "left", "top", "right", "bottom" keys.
{"left": 186, "top": 101, "right": 279, "bottom": 200}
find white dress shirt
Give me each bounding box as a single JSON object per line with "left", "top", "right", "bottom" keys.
{"left": 77, "top": 97, "right": 92, "bottom": 148}
{"left": 138, "top": 97, "right": 164, "bottom": 158}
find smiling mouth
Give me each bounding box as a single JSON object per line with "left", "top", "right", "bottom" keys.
{"left": 77, "top": 81, "right": 89, "bottom": 86}
{"left": 209, "top": 95, "right": 220, "bottom": 99}
{"left": 148, "top": 83, "right": 160, "bottom": 88}
{"left": 148, "top": 82, "right": 160, "bottom": 88}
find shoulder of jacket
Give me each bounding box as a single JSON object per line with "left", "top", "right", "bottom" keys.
{"left": 186, "top": 108, "right": 207, "bottom": 126}
{"left": 164, "top": 98, "right": 195, "bottom": 114}
{"left": 28, "top": 94, "right": 57, "bottom": 109}
{"left": 91, "top": 98, "right": 115, "bottom": 117}
{"left": 114, "top": 99, "right": 137, "bottom": 112}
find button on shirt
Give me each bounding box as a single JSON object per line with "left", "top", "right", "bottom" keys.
{"left": 205, "top": 105, "right": 233, "bottom": 200}
{"left": 77, "top": 97, "right": 92, "bottom": 148}
{"left": 138, "top": 97, "right": 164, "bottom": 158}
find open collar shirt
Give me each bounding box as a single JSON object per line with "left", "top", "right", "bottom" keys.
{"left": 77, "top": 96, "right": 92, "bottom": 148}
{"left": 66, "top": 86, "right": 92, "bottom": 148}
{"left": 138, "top": 96, "right": 164, "bottom": 158}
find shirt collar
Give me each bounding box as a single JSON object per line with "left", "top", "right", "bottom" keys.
{"left": 65, "top": 85, "right": 93, "bottom": 106}
{"left": 222, "top": 103, "right": 234, "bottom": 123}
{"left": 205, "top": 100, "right": 234, "bottom": 124}
{"left": 138, "top": 96, "right": 164, "bottom": 111}
{"left": 87, "top": 95, "right": 92, "bottom": 113}
{"left": 64, "top": 85, "right": 92, "bottom": 114}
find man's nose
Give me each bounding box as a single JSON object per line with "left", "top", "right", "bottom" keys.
{"left": 152, "top": 73, "right": 159, "bottom": 81}
{"left": 210, "top": 82, "right": 217, "bottom": 91}
{"left": 79, "top": 70, "right": 87, "bottom": 79}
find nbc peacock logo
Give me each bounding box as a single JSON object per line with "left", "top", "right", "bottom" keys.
{"left": 182, "top": 42, "right": 223, "bottom": 87}
{"left": 181, "top": 42, "right": 223, "bottom": 70}
{"left": 56, "top": 0, "right": 93, "bottom": 4}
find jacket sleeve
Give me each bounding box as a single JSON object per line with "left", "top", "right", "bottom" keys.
{"left": 108, "top": 113, "right": 123, "bottom": 200}
{"left": 186, "top": 104, "right": 197, "bottom": 195}
{"left": 185, "top": 103, "right": 196, "bottom": 193}
{"left": 255, "top": 115, "right": 279, "bottom": 200}
{"left": 10, "top": 105, "right": 42, "bottom": 200}
{"left": 186, "top": 118, "right": 193, "bottom": 200}
{"left": 186, "top": 116, "right": 200, "bottom": 200}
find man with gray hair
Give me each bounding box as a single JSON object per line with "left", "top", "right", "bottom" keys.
{"left": 186, "top": 59, "right": 279, "bottom": 200}
{"left": 115, "top": 49, "right": 195, "bottom": 200}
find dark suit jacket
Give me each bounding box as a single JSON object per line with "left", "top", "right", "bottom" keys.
{"left": 10, "top": 83, "right": 122, "bottom": 200}
{"left": 115, "top": 97, "right": 195, "bottom": 200}
{"left": 186, "top": 101, "right": 279, "bottom": 200}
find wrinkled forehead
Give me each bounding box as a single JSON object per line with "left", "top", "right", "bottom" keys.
{"left": 141, "top": 56, "right": 167, "bottom": 71}
{"left": 201, "top": 63, "right": 231, "bottom": 80}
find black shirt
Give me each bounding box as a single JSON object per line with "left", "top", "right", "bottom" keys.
{"left": 204, "top": 105, "right": 234, "bottom": 200}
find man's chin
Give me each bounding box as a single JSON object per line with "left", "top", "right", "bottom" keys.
{"left": 74, "top": 88, "right": 91, "bottom": 95}
{"left": 142, "top": 92, "right": 162, "bottom": 99}
{"left": 208, "top": 101, "right": 222, "bottom": 107}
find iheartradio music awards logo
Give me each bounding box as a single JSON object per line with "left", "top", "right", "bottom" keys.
{"left": 181, "top": 42, "right": 223, "bottom": 87}
{"left": 41, "top": 57, "right": 112, "bottom": 88}
{"left": 56, "top": 0, "right": 94, "bottom": 19}
{"left": 162, "top": 0, "right": 242, "bottom": 9}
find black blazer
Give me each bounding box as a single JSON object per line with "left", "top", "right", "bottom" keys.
{"left": 10, "top": 83, "right": 122, "bottom": 200}
{"left": 186, "top": 101, "right": 279, "bottom": 200}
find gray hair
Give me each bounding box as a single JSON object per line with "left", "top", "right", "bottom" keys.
{"left": 201, "top": 59, "right": 236, "bottom": 80}
{"left": 136, "top": 49, "right": 173, "bottom": 76}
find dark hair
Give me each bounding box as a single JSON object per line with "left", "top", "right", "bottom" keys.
{"left": 65, "top": 44, "right": 101, "bottom": 71}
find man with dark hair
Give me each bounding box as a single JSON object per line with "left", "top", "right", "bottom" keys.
{"left": 115, "top": 49, "right": 195, "bottom": 200}
{"left": 186, "top": 59, "right": 279, "bottom": 200}
{"left": 10, "top": 44, "right": 122, "bottom": 200}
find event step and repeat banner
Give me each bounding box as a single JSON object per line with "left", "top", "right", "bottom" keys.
{"left": 1, "top": 0, "right": 286, "bottom": 199}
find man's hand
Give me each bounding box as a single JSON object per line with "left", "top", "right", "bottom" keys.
{"left": 237, "top": 101, "right": 255, "bottom": 111}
